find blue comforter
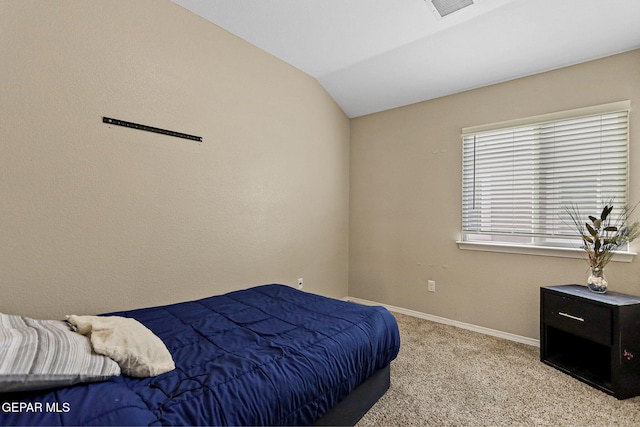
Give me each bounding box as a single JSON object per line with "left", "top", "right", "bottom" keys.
{"left": 0, "top": 285, "right": 400, "bottom": 426}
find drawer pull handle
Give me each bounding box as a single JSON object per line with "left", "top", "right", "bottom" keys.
{"left": 559, "top": 312, "right": 585, "bottom": 322}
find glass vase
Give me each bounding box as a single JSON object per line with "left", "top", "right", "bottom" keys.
{"left": 587, "top": 266, "right": 608, "bottom": 294}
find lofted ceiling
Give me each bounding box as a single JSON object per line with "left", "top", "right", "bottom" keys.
{"left": 172, "top": 0, "right": 640, "bottom": 118}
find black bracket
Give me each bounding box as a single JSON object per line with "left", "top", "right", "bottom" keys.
{"left": 103, "top": 117, "right": 202, "bottom": 142}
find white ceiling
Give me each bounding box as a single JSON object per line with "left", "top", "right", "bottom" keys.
{"left": 172, "top": 0, "right": 640, "bottom": 118}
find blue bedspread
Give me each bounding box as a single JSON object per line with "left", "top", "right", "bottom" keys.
{"left": 0, "top": 285, "right": 400, "bottom": 426}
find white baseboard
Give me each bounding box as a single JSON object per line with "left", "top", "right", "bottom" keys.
{"left": 345, "top": 296, "right": 540, "bottom": 347}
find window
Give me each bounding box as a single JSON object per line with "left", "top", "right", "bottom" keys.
{"left": 460, "top": 101, "right": 631, "bottom": 257}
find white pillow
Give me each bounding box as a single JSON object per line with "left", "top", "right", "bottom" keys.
{"left": 66, "top": 315, "right": 175, "bottom": 378}
{"left": 0, "top": 313, "right": 121, "bottom": 392}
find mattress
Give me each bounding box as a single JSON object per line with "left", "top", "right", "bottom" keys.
{"left": 0, "top": 284, "right": 400, "bottom": 426}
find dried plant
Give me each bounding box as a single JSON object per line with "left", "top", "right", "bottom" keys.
{"left": 565, "top": 201, "right": 640, "bottom": 270}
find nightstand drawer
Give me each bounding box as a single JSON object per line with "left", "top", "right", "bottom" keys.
{"left": 543, "top": 292, "right": 612, "bottom": 345}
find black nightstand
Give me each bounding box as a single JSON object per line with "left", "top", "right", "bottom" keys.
{"left": 540, "top": 285, "right": 640, "bottom": 399}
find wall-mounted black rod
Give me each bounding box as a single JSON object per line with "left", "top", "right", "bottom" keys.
{"left": 103, "top": 117, "right": 202, "bottom": 142}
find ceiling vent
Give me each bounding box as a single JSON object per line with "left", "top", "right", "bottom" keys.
{"left": 428, "top": 0, "right": 474, "bottom": 18}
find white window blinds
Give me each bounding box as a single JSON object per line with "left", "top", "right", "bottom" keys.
{"left": 461, "top": 102, "right": 630, "bottom": 248}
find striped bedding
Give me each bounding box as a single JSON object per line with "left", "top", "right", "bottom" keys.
{"left": 0, "top": 314, "right": 121, "bottom": 392}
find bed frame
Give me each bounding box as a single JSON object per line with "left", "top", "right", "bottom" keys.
{"left": 314, "top": 365, "right": 390, "bottom": 426}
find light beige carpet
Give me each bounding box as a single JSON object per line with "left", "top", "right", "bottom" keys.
{"left": 357, "top": 313, "right": 640, "bottom": 426}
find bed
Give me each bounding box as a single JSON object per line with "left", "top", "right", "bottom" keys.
{"left": 0, "top": 284, "right": 400, "bottom": 426}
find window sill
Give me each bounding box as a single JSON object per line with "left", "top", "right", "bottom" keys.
{"left": 456, "top": 241, "right": 636, "bottom": 263}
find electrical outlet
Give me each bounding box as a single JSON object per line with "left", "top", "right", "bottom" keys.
{"left": 428, "top": 280, "right": 436, "bottom": 292}
{"left": 297, "top": 278, "right": 304, "bottom": 290}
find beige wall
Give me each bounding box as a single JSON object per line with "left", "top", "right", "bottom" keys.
{"left": 0, "top": 1, "right": 350, "bottom": 318}
{"left": 350, "top": 49, "right": 640, "bottom": 339}
{"left": 3, "top": 1, "right": 638, "bottom": 341}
